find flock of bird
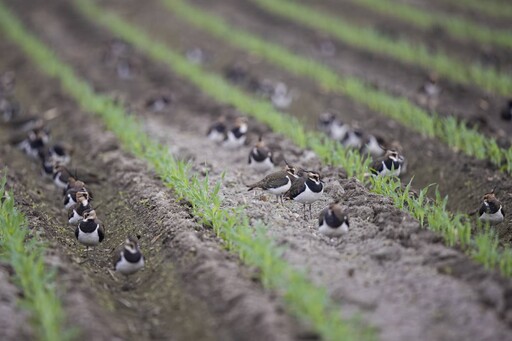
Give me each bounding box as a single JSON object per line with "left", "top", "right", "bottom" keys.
{"left": 206, "top": 97, "right": 505, "bottom": 234}
{"left": 0, "top": 58, "right": 507, "bottom": 271}
{"left": 0, "top": 72, "right": 145, "bottom": 280}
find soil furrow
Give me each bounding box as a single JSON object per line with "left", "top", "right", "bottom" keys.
{"left": 8, "top": 1, "right": 512, "bottom": 340}
{"left": 0, "top": 21, "right": 302, "bottom": 341}
{"left": 304, "top": 0, "right": 512, "bottom": 70}
{"left": 192, "top": 0, "right": 512, "bottom": 142}
{"left": 38, "top": 0, "right": 512, "bottom": 243}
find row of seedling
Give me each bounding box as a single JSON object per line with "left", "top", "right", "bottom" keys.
{"left": 0, "top": 5, "right": 371, "bottom": 340}
{"left": 344, "top": 0, "right": 512, "bottom": 49}
{"left": 74, "top": 0, "right": 512, "bottom": 276}
{"left": 0, "top": 74, "right": 68, "bottom": 341}
{"left": 251, "top": 0, "right": 512, "bottom": 95}
{"left": 161, "top": 0, "right": 512, "bottom": 174}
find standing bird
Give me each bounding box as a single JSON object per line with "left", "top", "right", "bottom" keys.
{"left": 317, "top": 112, "right": 349, "bottom": 141}
{"left": 113, "top": 237, "right": 145, "bottom": 276}
{"left": 64, "top": 180, "right": 89, "bottom": 209}
{"left": 53, "top": 164, "right": 72, "bottom": 189}
{"left": 223, "top": 117, "right": 248, "bottom": 149}
{"left": 68, "top": 191, "right": 91, "bottom": 225}
{"left": 248, "top": 136, "right": 274, "bottom": 173}
{"left": 247, "top": 164, "right": 298, "bottom": 203}
{"left": 477, "top": 190, "right": 505, "bottom": 225}
{"left": 417, "top": 73, "right": 441, "bottom": 110}
{"left": 370, "top": 150, "right": 403, "bottom": 177}
{"left": 75, "top": 209, "right": 105, "bottom": 251}
{"left": 207, "top": 116, "right": 227, "bottom": 143}
{"left": 318, "top": 202, "right": 350, "bottom": 237}
{"left": 360, "top": 134, "right": 386, "bottom": 158}
{"left": 284, "top": 171, "right": 324, "bottom": 220}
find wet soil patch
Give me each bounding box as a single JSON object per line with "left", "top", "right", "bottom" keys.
{"left": 7, "top": 1, "right": 512, "bottom": 340}
{"left": 54, "top": 0, "right": 512, "bottom": 243}
{"left": 0, "top": 21, "right": 301, "bottom": 341}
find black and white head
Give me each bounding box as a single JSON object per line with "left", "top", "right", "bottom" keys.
{"left": 123, "top": 237, "right": 141, "bottom": 254}
{"left": 306, "top": 171, "right": 322, "bottom": 185}
{"left": 318, "top": 112, "right": 337, "bottom": 133}
{"left": 82, "top": 208, "right": 97, "bottom": 221}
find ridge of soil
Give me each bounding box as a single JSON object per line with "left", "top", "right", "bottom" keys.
{"left": 309, "top": 0, "right": 512, "bottom": 66}
{"left": 195, "top": 0, "right": 512, "bottom": 142}
{"left": 0, "top": 25, "right": 303, "bottom": 341}
{"left": 6, "top": 1, "right": 512, "bottom": 340}
{"left": 42, "top": 0, "right": 512, "bottom": 243}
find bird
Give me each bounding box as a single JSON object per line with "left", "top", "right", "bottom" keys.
{"left": 360, "top": 134, "right": 386, "bottom": 157}
{"left": 75, "top": 209, "right": 104, "bottom": 252}
{"left": 207, "top": 116, "right": 227, "bottom": 143}
{"left": 340, "top": 128, "right": 364, "bottom": 149}
{"left": 113, "top": 237, "right": 145, "bottom": 276}
{"left": 68, "top": 191, "right": 91, "bottom": 225}
{"left": 417, "top": 73, "right": 440, "bottom": 110}
{"left": 271, "top": 82, "right": 293, "bottom": 109}
{"left": 500, "top": 100, "right": 512, "bottom": 121}
{"left": 284, "top": 170, "right": 324, "bottom": 220}
{"left": 53, "top": 164, "right": 72, "bottom": 189}
{"left": 370, "top": 150, "right": 403, "bottom": 177}
{"left": 318, "top": 202, "right": 349, "bottom": 237}
{"left": 145, "top": 95, "right": 172, "bottom": 112}
{"left": 477, "top": 190, "right": 505, "bottom": 225}
{"left": 14, "top": 127, "right": 50, "bottom": 159}
{"left": 248, "top": 136, "right": 274, "bottom": 173}
{"left": 38, "top": 143, "right": 72, "bottom": 167}
{"left": 222, "top": 117, "right": 248, "bottom": 149}
{"left": 64, "top": 180, "right": 89, "bottom": 209}
{"left": 317, "top": 112, "right": 349, "bottom": 141}
{"left": 247, "top": 163, "right": 298, "bottom": 203}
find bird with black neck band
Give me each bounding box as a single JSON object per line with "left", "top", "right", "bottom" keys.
{"left": 223, "top": 117, "right": 248, "bottom": 149}
{"left": 75, "top": 209, "right": 105, "bottom": 256}
{"left": 477, "top": 189, "right": 505, "bottom": 225}
{"left": 318, "top": 201, "right": 349, "bottom": 238}
{"left": 370, "top": 150, "right": 403, "bottom": 177}
{"left": 248, "top": 136, "right": 274, "bottom": 173}
{"left": 284, "top": 170, "right": 324, "bottom": 220}
{"left": 113, "top": 236, "right": 145, "bottom": 277}
{"left": 68, "top": 191, "right": 91, "bottom": 225}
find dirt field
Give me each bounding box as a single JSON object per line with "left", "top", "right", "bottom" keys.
{"left": 2, "top": 0, "right": 512, "bottom": 340}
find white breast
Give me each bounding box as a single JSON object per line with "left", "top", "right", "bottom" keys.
{"left": 293, "top": 186, "right": 323, "bottom": 204}
{"left": 222, "top": 132, "right": 246, "bottom": 149}
{"left": 479, "top": 209, "right": 504, "bottom": 225}
{"left": 249, "top": 156, "right": 274, "bottom": 173}
{"left": 266, "top": 177, "right": 291, "bottom": 195}
{"left": 319, "top": 220, "right": 349, "bottom": 237}
{"left": 379, "top": 163, "right": 401, "bottom": 177}
{"left": 77, "top": 226, "right": 100, "bottom": 246}
{"left": 115, "top": 254, "right": 145, "bottom": 275}
{"left": 329, "top": 123, "right": 349, "bottom": 141}
{"left": 207, "top": 130, "right": 225, "bottom": 143}
{"left": 68, "top": 211, "right": 83, "bottom": 225}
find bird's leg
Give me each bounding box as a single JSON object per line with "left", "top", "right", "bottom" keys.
{"left": 303, "top": 204, "right": 307, "bottom": 220}
{"left": 309, "top": 204, "right": 312, "bottom": 220}
{"left": 276, "top": 195, "right": 280, "bottom": 204}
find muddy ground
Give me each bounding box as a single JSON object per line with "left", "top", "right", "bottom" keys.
{"left": 0, "top": 28, "right": 301, "bottom": 341}
{"left": 69, "top": 0, "right": 512, "bottom": 243}
{"left": 3, "top": 0, "right": 512, "bottom": 340}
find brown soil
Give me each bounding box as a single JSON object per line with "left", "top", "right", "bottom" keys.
{"left": 64, "top": 0, "right": 512, "bottom": 243}
{"left": 196, "top": 0, "right": 512, "bottom": 142}
{"left": 3, "top": 0, "right": 512, "bottom": 340}
{"left": 0, "top": 13, "right": 301, "bottom": 341}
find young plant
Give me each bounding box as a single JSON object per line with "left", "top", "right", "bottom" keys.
{"left": 0, "top": 5, "right": 374, "bottom": 340}
{"left": 0, "top": 175, "right": 69, "bottom": 341}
